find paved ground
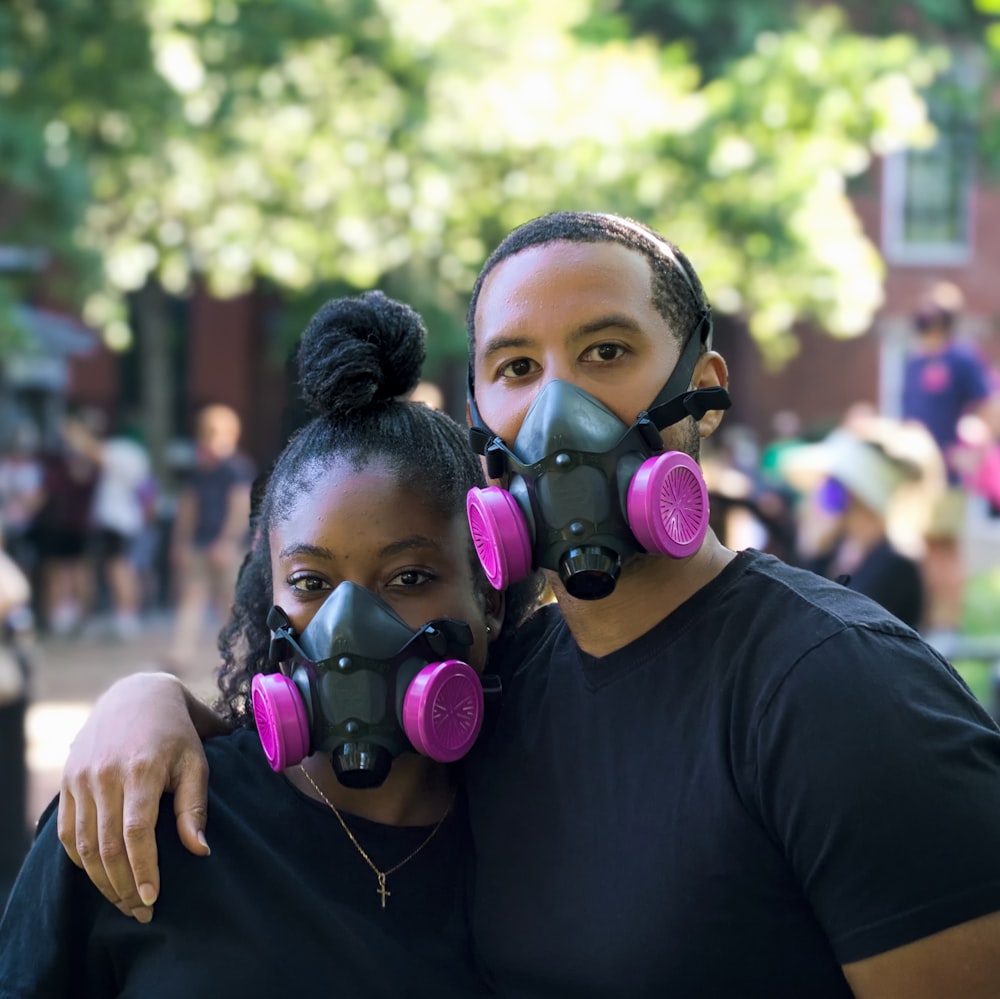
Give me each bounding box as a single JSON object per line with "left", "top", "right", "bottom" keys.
{"left": 18, "top": 612, "right": 220, "bottom": 831}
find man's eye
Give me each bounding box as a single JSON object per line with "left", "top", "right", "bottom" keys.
{"left": 582, "top": 343, "right": 625, "bottom": 362}
{"left": 499, "top": 358, "right": 536, "bottom": 378}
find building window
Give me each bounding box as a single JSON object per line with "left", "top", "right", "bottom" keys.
{"left": 882, "top": 59, "right": 978, "bottom": 266}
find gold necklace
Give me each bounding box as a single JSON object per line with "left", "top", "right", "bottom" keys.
{"left": 299, "top": 763, "right": 454, "bottom": 909}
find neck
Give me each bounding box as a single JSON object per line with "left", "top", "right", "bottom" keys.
{"left": 291, "top": 752, "right": 455, "bottom": 826}
{"left": 552, "top": 531, "right": 736, "bottom": 658}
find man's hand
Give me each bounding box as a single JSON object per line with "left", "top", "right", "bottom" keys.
{"left": 57, "top": 672, "right": 215, "bottom": 922}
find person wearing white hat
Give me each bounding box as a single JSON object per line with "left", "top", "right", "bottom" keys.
{"left": 782, "top": 419, "right": 944, "bottom": 630}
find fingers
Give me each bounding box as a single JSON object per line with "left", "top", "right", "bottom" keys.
{"left": 57, "top": 788, "right": 82, "bottom": 869}
{"left": 171, "top": 750, "right": 211, "bottom": 859}
{"left": 121, "top": 775, "right": 165, "bottom": 915}
{"left": 53, "top": 671, "right": 215, "bottom": 924}
{"left": 65, "top": 774, "right": 141, "bottom": 920}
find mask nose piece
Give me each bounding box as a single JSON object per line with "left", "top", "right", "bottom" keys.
{"left": 331, "top": 743, "right": 393, "bottom": 789}
{"left": 559, "top": 546, "right": 621, "bottom": 600}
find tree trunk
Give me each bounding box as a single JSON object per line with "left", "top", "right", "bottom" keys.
{"left": 133, "top": 281, "right": 174, "bottom": 492}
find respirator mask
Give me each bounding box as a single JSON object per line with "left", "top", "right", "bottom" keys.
{"left": 251, "top": 582, "right": 495, "bottom": 788}
{"left": 466, "top": 265, "right": 730, "bottom": 600}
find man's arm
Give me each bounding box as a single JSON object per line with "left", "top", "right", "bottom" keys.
{"left": 755, "top": 621, "right": 1000, "bottom": 998}
{"left": 842, "top": 910, "right": 1000, "bottom": 998}
{"left": 57, "top": 672, "right": 229, "bottom": 921}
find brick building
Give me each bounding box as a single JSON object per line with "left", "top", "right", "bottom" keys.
{"left": 52, "top": 43, "right": 1000, "bottom": 479}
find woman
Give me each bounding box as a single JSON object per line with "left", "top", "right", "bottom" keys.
{"left": 0, "top": 292, "right": 539, "bottom": 997}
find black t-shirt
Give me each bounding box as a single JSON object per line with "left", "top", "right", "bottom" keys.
{"left": 0, "top": 729, "right": 485, "bottom": 999}
{"left": 807, "top": 537, "right": 924, "bottom": 630}
{"left": 466, "top": 549, "right": 1000, "bottom": 998}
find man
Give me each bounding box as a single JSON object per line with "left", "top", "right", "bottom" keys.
{"left": 166, "top": 403, "right": 255, "bottom": 675}
{"left": 57, "top": 214, "right": 1000, "bottom": 997}
{"left": 901, "top": 281, "right": 1000, "bottom": 642}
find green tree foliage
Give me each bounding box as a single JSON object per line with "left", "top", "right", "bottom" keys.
{"left": 617, "top": 0, "right": 986, "bottom": 78}
{"left": 975, "top": 0, "right": 1000, "bottom": 167}
{"left": 0, "top": 0, "right": 943, "bottom": 371}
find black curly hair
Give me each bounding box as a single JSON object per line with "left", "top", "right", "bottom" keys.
{"left": 215, "top": 290, "right": 543, "bottom": 727}
{"left": 466, "top": 211, "right": 710, "bottom": 394}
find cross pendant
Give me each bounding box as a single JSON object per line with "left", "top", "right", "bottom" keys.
{"left": 377, "top": 873, "right": 390, "bottom": 909}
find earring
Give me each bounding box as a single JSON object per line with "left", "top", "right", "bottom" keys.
{"left": 486, "top": 625, "right": 492, "bottom": 636}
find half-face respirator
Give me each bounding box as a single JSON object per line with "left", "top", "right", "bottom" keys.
{"left": 251, "top": 582, "right": 493, "bottom": 788}
{"left": 467, "top": 290, "right": 730, "bottom": 601}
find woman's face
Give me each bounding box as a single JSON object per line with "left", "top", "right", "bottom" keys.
{"left": 269, "top": 457, "right": 501, "bottom": 671}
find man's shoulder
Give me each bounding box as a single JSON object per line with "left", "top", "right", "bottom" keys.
{"left": 722, "top": 550, "right": 917, "bottom": 651}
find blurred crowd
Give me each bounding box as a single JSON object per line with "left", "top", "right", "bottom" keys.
{"left": 0, "top": 403, "right": 255, "bottom": 670}
{"left": 703, "top": 281, "right": 1000, "bottom": 645}
{"left": 1, "top": 283, "right": 998, "bottom": 656}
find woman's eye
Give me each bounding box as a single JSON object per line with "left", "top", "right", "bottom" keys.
{"left": 499, "top": 357, "right": 537, "bottom": 379}
{"left": 582, "top": 343, "right": 625, "bottom": 362}
{"left": 287, "top": 573, "right": 330, "bottom": 593}
{"left": 387, "top": 568, "right": 433, "bottom": 588}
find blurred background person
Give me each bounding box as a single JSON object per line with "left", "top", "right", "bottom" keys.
{"left": 952, "top": 410, "right": 1000, "bottom": 518}
{"left": 901, "top": 281, "right": 1000, "bottom": 644}
{"left": 758, "top": 409, "right": 806, "bottom": 491}
{"left": 29, "top": 410, "right": 101, "bottom": 637}
{"left": 165, "top": 404, "right": 254, "bottom": 677}
{"left": 702, "top": 421, "right": 800, "bottom": 563}
{"left": 61, "top": 410, "right": 154, "bottom": 640}
{"left": 782, "top": 415, "right": 944, "bottom": 631}
{"left": 0, "top": 420, "right": 45, "bottom": 582}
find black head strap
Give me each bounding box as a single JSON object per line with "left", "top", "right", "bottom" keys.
{"left": 468, "top": 245, "right": 730, "bottom": 465}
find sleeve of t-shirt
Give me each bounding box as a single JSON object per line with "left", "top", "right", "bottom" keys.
{"left": 0, "top": 800, "right": 112, "bottom": 997}
{"left": 956, "top": 350, "right": 995, "bottom": 408}
{"left": 752, "top": 626, "right": 1000, "bottom": 965}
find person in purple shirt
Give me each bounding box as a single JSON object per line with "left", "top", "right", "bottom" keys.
{"left": 901, "top": 281, "right": 1000, "bottom": 640}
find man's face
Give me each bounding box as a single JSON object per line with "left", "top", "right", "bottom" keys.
{"left": 471, "top": 239, "right": 688, "bottom": 456}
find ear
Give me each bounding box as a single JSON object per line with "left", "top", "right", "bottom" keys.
{"left": 693, "top": 351, "right": 729, "bottom": 439}
{"left": 465, "top": 398, "right": 473, "bottom": 429}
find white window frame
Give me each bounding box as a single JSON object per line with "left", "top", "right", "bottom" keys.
{"left": 881, "top": 53, "right": 979, "bottom": 267}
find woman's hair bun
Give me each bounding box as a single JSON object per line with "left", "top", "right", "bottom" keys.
{"left": 296, "top": 291, "right": 427, "bottom": 417}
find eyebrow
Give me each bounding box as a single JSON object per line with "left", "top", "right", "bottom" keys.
{"left": 379, "top": 534, "right": 444, "bottom": 558}
{"left": 479, "top": 313, "right": 644, "bottom": 363}
{"left": 276, "top": 535, "right": 443, "bottom": 562}
{"left": 277, "top": 542, "right": 336, "bottom": 561}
